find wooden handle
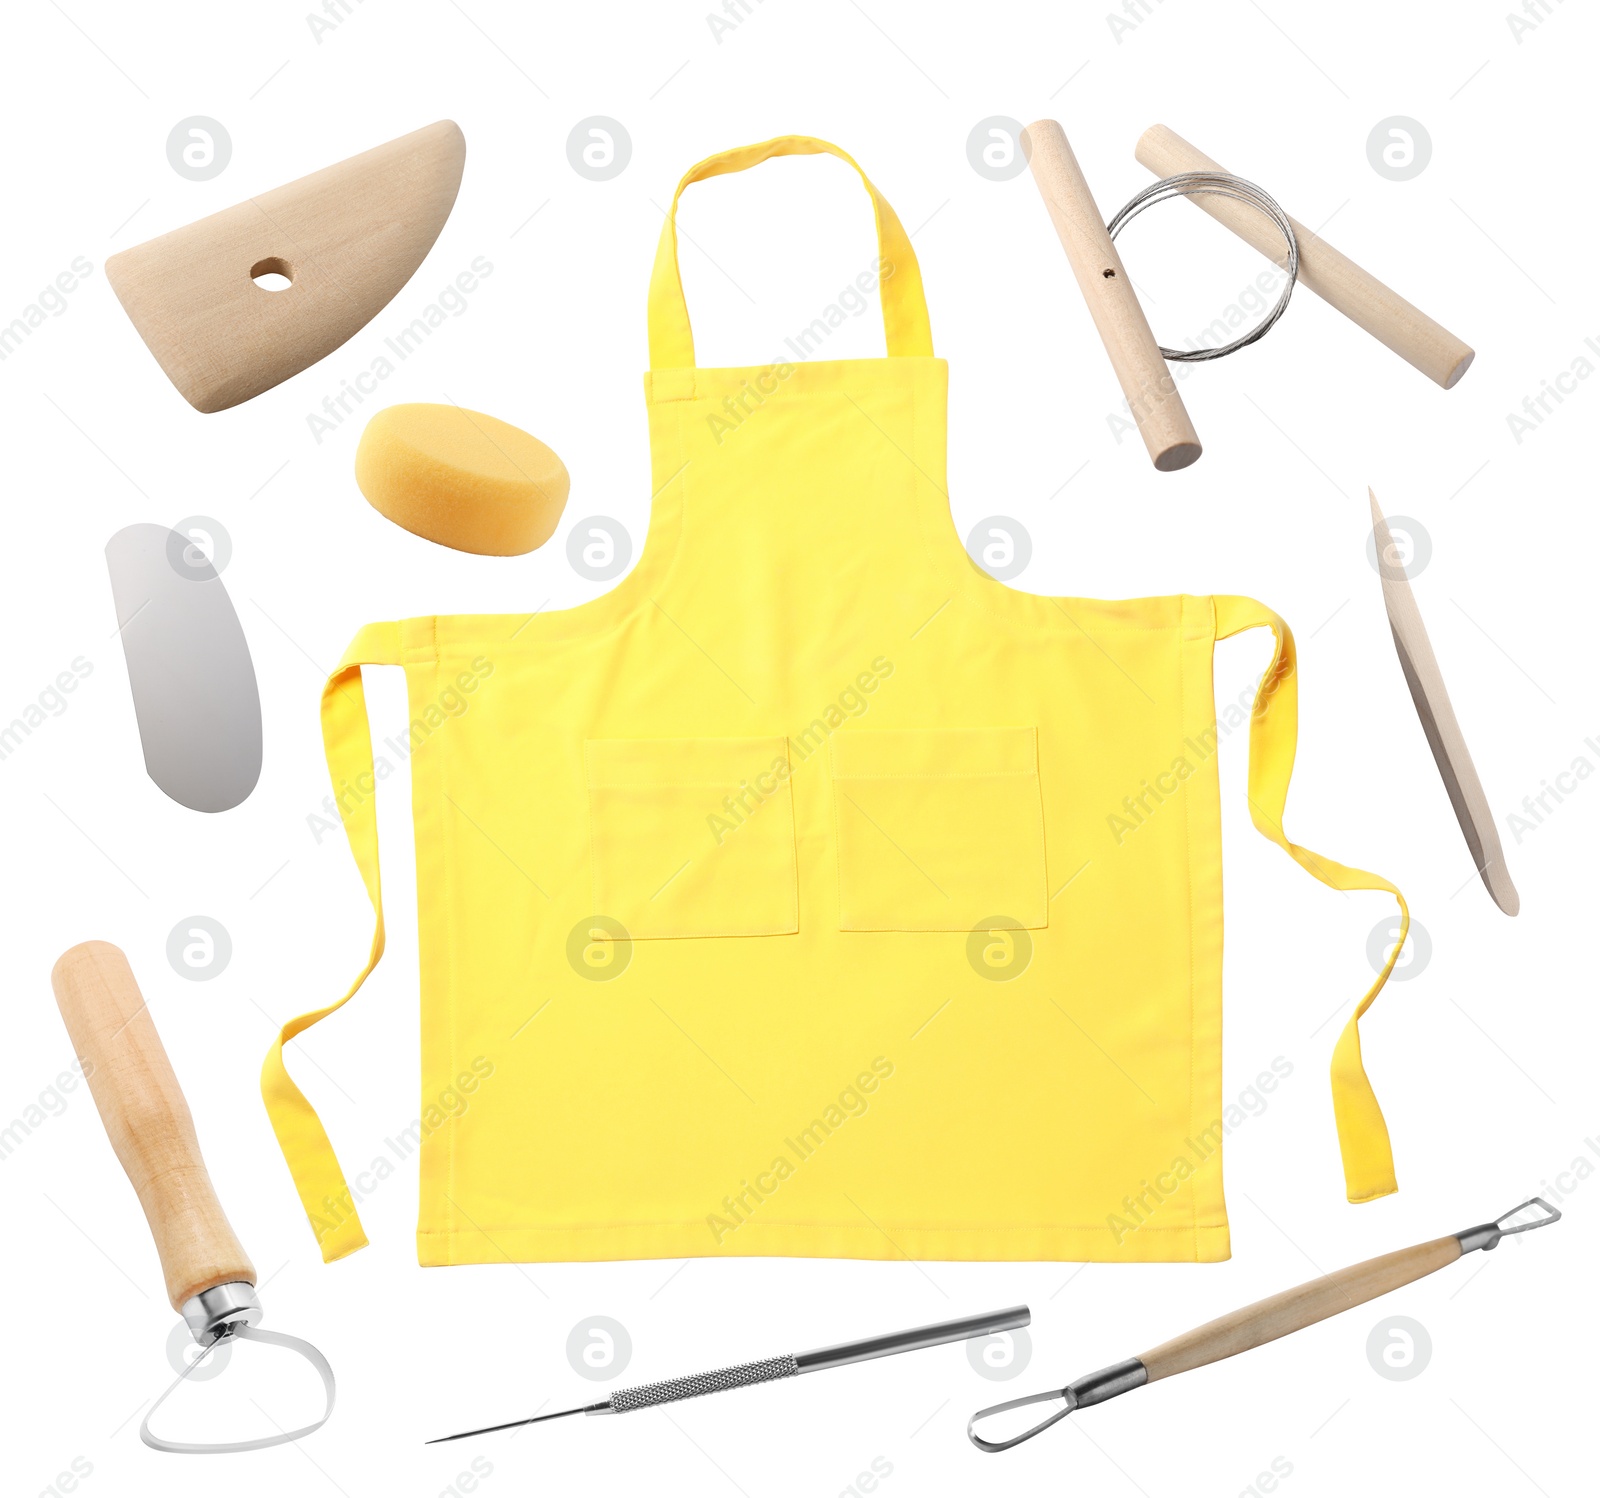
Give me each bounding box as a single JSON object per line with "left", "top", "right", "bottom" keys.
{"left": 51, "top": 941, "right": 254, "bottom": 1312}
{"left": 1135, "top": 125, "right": 1474, "bottom": 390}
{"left": 1139, "top": 1235, "right": 1461, "bottom": 1382}
{"left": 1022, "top": 119, "right": 1202, "bottom": 472}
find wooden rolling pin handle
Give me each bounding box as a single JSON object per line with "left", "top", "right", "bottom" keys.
{"left": 1023, "top": 119, "right": 1202, "bottom": 471}
{"left": 1138, "top": 1235, "right": 1462, "bottom": 1382}
{"left": 1134, "top": 124, "right": 1474, "bottom": 390}
{"left": 51, "top": 941, "right": 255, "bottom": 1313}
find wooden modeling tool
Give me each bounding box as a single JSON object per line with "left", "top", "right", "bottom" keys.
{"left": 107, "top": 120, "right": 465, "bottom": 412}
{"left": 51, "top": 941, "right": 335, "bottom": 1453}
{"left": 1370, "top": 489, "right": 1519, "bottom": 914}
{"left": 1135, "top": 125, "right": 1473, "bottom": 389}
{"left": 970, "top": 1198, "right": 1559, "bottom": 1452}
{"left": 1022, "top": 119, "right": 1202, "bottom": 471}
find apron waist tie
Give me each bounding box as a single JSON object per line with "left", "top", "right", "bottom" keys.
{"left": 260, "top": 620, "right": 402, "bottom": 1262}
{"left": 1216, "top": 596, "right": 1405, "bottom": 1204}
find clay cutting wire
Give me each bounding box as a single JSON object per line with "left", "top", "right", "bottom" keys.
{"left": 1106, "top": 171, "right": 1299, "bottom": 361}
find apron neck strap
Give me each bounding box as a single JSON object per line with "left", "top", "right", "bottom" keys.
{"left": 647, "top": 135, "right": 934, "bottom": 370}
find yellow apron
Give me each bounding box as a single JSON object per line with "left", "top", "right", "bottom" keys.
{"left": 263, "top": 137, "right": 1409, "bottom": 1268}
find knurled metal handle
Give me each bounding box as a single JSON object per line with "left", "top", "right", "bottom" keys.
{"left": 609, "top": 1355, "right": 800, "bottom": 1413}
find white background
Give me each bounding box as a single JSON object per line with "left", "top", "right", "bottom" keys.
{"left": 2, "top": 2, "right": 1593, "bottom": 1495}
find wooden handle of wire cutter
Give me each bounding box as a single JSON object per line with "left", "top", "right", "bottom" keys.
{"left": 1134, "top": 125, "right": 1474, "bottom": 390}
{"left": 51, "top": 941, "right": 255, "bottom": 1312}
{"left": 1023, "top": 119, "right": 1202, "bottom": 472}
{"left": 1138, "top": 1235, "right": 1461, "bottom": 1381}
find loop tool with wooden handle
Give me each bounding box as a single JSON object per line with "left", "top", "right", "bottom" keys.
{"left": 968, "top": 1199, "right": 1559, "bottom": 1453}
{"left": 51, "top": 941, "right": 335, "bottom": 1454}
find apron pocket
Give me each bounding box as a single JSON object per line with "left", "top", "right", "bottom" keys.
{"left": 829, "top": 727, "right": 1048, "bottom": 932}
{"left": 586, "top": 736, "right": 799, "bottom": 938}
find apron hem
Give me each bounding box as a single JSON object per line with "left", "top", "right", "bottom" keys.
{"left": 415, "top": 1223, "right": 1231, "bottom": 1265}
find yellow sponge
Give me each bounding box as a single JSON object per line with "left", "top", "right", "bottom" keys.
{"left": 354, "top": 403, "right": 570, "bottom": 556}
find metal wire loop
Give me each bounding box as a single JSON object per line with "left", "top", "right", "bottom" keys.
{"left": 1105, "top": 171, "right": 1299, "bottom": 362}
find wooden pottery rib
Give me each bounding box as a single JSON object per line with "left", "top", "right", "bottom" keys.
{"left": 1370, "top": 488, "right": 1519, "bottom": 915}
{"left": 107, "top": 120, "right": 465, "bottom": 413}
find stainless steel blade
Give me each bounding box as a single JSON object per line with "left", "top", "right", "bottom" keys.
{"left": 105, "top": 523, "right": 262, "bottom": 813}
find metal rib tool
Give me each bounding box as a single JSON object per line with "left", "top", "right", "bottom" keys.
{"left": 969, "top": 1199, "right": 1560, "bottom": 1453}
{"left": 429, "top": 1305, "right": 1029, "bottom": 1443}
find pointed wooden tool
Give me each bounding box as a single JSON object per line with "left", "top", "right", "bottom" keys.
{"left": 1369, "top": 488, "right": 1518, "bottom": 915}
{"left": 107, "top": 120, "right": 465, "bottom": 413}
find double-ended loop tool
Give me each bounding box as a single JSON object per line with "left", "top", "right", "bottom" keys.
{"left": 968, "top": 1198, "right": 1559, "bottom": 1453}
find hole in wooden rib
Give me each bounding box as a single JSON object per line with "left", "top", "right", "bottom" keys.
{"left": 250, "top": 257, "right": 294, "bottom": 292}
{"left": 1102, "top": 268, "right": 1116, "bottom": 278}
